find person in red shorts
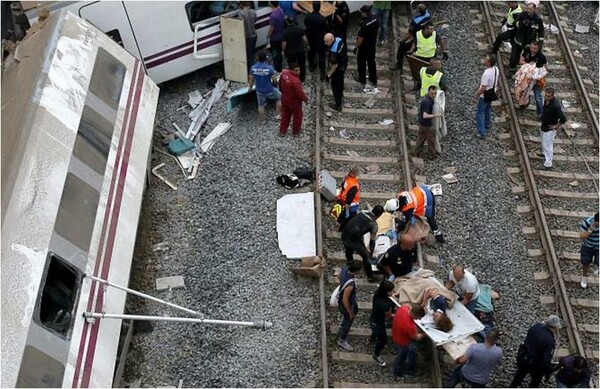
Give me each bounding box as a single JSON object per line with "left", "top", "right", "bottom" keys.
{"left": 279, "top": 62, "right": 308, "bottom": 136}
{"left": 391, "top": 303, "right": 425, "bottom": 377}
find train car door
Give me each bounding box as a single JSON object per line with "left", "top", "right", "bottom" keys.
{"left": 78, "top": 2, "right": 143, "bottom": 63}
{"left": 220, "top": 16, "right": 247, "bottom": 83}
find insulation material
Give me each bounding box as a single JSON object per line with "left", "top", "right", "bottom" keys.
{"left": 277, "top": 192, "right": 316, "bottom": 259}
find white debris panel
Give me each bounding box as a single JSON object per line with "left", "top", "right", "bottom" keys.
{"left": 277, "top": 192, "right": 316, "bottom": 259}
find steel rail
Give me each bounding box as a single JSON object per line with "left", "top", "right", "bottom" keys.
{"left": 547, "top": 2, "right": 599, "bottom": 141}
{"left": 481, "top": 1, "right": 585, "bottom": 357}
{"left": 391, "top": 4, "right": 441, "bottom": 387}
{"left": 314, "top": 82, "right": 328, "bottom": 388}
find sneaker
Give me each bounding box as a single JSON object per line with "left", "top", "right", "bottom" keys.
{"left": 581, "top": 276, "right": 588, "bottom": 289}
{"left": 338, "top": 339, "right": 353, "bottom": 351}
{"left": 363, "top": 87, "right": 380, "bottom": 95}
{"left": 373, "top": 354, "right": 386, "bottom": 367}
{"left": 435, "top": 233, "right": 445, "bottom": 244}
{"left": 329, "top": 103, "right": 342, "bottom": 112}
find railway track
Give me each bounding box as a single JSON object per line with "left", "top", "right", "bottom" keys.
{"left": 314, "top": 4, "right": 442, "bottom": 388}
{"left": 477, "top": 0, "right": 599, "bottom": 369}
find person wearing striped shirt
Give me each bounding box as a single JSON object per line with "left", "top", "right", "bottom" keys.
{"left": 579, "top": 212, "right": 599, "bottom": 289}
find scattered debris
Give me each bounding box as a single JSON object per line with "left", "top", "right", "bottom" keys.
{"left": 364, "top": 94, "right": 377, "bottom": 108}
{"left": 328, "top": 126, "right": 335, "bottom": 131}
{"left": 186, "top": 79, "right": 229, "bottom": 140}
{"left": 575, "top": 24, "right": 590, "bottom": 33}
{"left": 162, "top": 133, "right": 175, "bottom": 146}
{"left": 346, "top": 150, "right": 360, "bottom": 158}
{"left": 569, "top": 180, "right": 580, "bottom": 187}
{"left": 172, "top": 122, "right": 186, "bottom": 139}
{"left": 187, "top": 90, "right": 202, "bottom": 108}
{"left": 365, "top": 164, "right": 380, "bottom": 173}
{"left": 427, "top": 183, "right": 443, "bottom": 196}
{"left": 549, "top": 24, "right": 559, "bottom": 34}
{"left": 562, "top": 100, "right": 571, "bottom": 108}
{"left": 318, "top": 170, "right": 337, "bottom": 201}
{"left": 199, "top": 122, "right": 232, "bottom": 153}
{"left": 152, "top": 242, "right": 169, "bottom": 252}
{"left": 325, "top": 111, "right": 332, "bottom": 117}
{"left": 378, "top": 119, "right": 394, "bottom": 126}
{"left": 339, "top": 129, "right": 350, "bottom": 139}
{"left": 443, "top": 166, "right": 458, "bottom": 174}
{"left": 156, "top": 276, "right": 185, "bottom": 291}
{"left": 290, "top": 256, "right": 324, "bottom": 278}
{"left": 152, "top": 163, "right": 178, "bottom": 190}
{"left": 441, "top": 173, "right": 458, "bottom": 184}
{"left": 168, "top": 137, "right": 196, "bottom": 156}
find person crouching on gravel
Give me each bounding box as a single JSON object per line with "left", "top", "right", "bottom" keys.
{"left": 248, "top": 50, "right": 282, "bottom": 120}
{"left": 337, "top": 260, "right": 362, "bottom": 351}
{"left": 279, "top": 62, "right": 308, "bottom": 137}
{"left": 370, "top": 280, "right": 395, "bottom": 367}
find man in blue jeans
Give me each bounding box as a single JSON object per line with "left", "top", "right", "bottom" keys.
{"left": 373, "top": 1, "right": 391, "bottom": 45}
{"left": 248, "top": 50, "right": 282, "bottom": 119}
{"left": 337, "top": 261, "right": 362, "bottom": 351}
{"left": 519, "top": 40, "right": 547, "bottom": 120}
{"left": 474, "top": 54, "right": 499, "bottom": 139}
{"left": 392, "top": 303, "right": 426, "bottom": 377}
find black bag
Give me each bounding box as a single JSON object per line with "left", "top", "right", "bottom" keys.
{"left": 483, "top": 67, "right": 499, "bottom": 103}
{"left": 276, "top": 174, "right": 299, "bottom": 189}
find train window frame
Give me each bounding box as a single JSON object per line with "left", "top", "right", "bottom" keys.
{"left": 33, "top": 252, "right": 83, "bottom": 340}
{"left": 185, "top": 1, "right": 240, "bottom": 30}
{"left": 104, "top": 28, "right": 124, "bottom": 47}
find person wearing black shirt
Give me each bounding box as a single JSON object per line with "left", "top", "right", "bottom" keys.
{"left": 282, "top": 17, "right": 308, "bottom": 82}
{"left": 378, "top": 234, "right": 417, "bottom": 280}
{"left": 412, "top": 85, "right": 442, "bottom": 159}
{"left": 304, "top": 2, "right": 328, "bottom": 80}
{"left": 341, "top": 206, "right": 384, "bottom": 282}
{"left": 370, "top": 280, "right": 395, "bottom": 367}
{"left": 539, "top": 88, "right": 566, "bottom": 170}
{"left": 333, "top": 1, "right": 350, "bottom": 43}
{"left": 354, "top": 5, "right": 380, "bottom": 93}
{"left": 519, "top": 40, "right": 547, "bottom": 118}
{"left": 324, "top": 32, "right": 347, "bottom": 111}
{"left": 511, "top": 2, "right": 544, "bottom": 72}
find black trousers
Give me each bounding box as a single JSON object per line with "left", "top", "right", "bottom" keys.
{"left": 492, "top": 28, "right": 516, "bottom": 53}
{"left": 509, "top": 42, "right": 523, "bottom": 70}
{"left": 396, "top": 39, "right": 413, "bottom": 68}
{"left": 509, "top": 360, "right": 544, "bottom": 388}
{"left": 357, "top": 48, "right": 377, "bottom": 87}
{"left": 343, "top": 235, "right": 374, "bottom": 277}
{"left": 246, "top": 36, "right": 258, "bottom": 72}
{"left": 270, "top": 40, "right": 283, "bottom": 72}
{"left": 307, "top": 38, "right": 326, "bottom": 77}
{"left": 286, "top": 51, "right": 306, "bottom": 82}
{"left": 331, "top": 69, "right": 345, "bottom": 107}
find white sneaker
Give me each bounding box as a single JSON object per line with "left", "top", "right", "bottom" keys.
{"left": 580, "top": 276, "right": 588, "bottom": 289}
{"left": 373, "top": 354, "right": 387, "bottom": 367}
{"left": 363, "top": 87, "right": 380, "bottom": 95}
{"left": 337, "top": 339, "right": 353, "bottom": 351}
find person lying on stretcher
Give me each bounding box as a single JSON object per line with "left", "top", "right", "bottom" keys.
{"left": 420, "top": 287, "right": 454, "bottom": 333}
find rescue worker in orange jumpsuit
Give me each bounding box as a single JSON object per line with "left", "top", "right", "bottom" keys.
{"left": 337, "top": 165, "right": 361, "bottom": 230}
{"left": 398, "top": 184, "right": 444, "bottom": 243}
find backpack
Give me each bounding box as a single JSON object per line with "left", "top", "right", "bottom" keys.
{"left": 329, "top": 278, "right": 355, "bottom": 307}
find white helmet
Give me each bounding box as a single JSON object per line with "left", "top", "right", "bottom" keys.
{"left": 384, "top": 198, "right": 399, "bottom": 212}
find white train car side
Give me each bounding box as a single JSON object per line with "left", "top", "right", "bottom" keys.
{"left": 1, "top": 10, "right": 159, "bottom": 388}
{"left": 23, "top": 1, "right": 371, "bottom": 84}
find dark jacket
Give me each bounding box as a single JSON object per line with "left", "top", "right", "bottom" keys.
{"left": 541, "top": 98, "right": 567, "bottom": 132}
{"left": 556, "top": 356, "right": 591, "bottom": 387}
{"left": 521, "top": 323, "right": 556, "bottom": 373}
{"left": 341, "top": 211, "right": 377, "bottom": 241}
{"left": 515, "top": 11, "right": 545, "bottom": 46}
{"left": 304, "top": 12, "right": 328, "bottom": 42}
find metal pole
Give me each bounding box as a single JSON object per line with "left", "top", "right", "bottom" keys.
{"left": 84, "top": 274, "right": 201, "bottom": 317}
{"left": 82, "top": 312, "right": 273, "bottom": 330}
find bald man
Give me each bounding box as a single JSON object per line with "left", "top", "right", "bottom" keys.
{"left": 324, "top": 32, "right": 347, "bottom": 111}
{"left": 444, "top": 264, "right": 480, "bottom": 313}
{"left": 377, "top": 234, "right": 418, "bottom": 281}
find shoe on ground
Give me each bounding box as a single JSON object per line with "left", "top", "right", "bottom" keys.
{"left": 338, "top": 339, "right": 353, "bottom": 351}
{"left": 581, "top": 276, "right": 588, "bottom": 289}
{"left": 373, "top": 354, "right": 386, "bottom": 367}
{"left": 329, "top": 103, "right": 342, "bottom": 112}
{"left": 435, "top": 233, "right": 445, "bottom": 243}
{"left": 363, "top": 87, "right": 380, "bottom": 95}
{"left": 476, "top": 133, "right": 486, "bottom": 139}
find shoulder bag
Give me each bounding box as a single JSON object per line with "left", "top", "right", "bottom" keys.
{"left": 483, "top": 67, "right": 499, "bottom": 103}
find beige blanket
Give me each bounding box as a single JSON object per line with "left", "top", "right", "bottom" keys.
{"left": 376, "top": 213, "right": 395, "bottom": 235}
{"left": 393, "top": 268, "right": 457, "bottom": 306}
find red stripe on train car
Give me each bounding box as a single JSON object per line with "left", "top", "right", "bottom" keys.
{"left": 80, "top": 64, "right": 145, "bottom": 388}
{"left": 71, "top": 62, "right": 141, "bottom": 388}
{"left": 142, "top": 14, "right": 270, "bottom": 62}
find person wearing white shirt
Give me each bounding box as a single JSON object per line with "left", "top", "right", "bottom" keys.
{"left": 445, "top": 264, "right": 480, "bottom": 313}
{"left": 473, "top": 54, "right": 499, "bottom": 139}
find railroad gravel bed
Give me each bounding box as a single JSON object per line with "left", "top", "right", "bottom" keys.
{"left": 122, "top": 65, "right": 323, "bottom": 387}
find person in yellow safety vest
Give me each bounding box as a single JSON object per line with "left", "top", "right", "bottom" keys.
{"left": 490, "top": 1, "right": 523, "bottom": 54}
{"left": 336, "top": 165, "right": 361, "bottom": 229}
{"left": 419, "top": 58, "right": 446, "bottom": 97}
{"left": 410, "top": 22, "right": 448, "bottom": 63}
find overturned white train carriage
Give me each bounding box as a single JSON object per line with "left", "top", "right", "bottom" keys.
{"left": 1, "top": 10, "right": 159, "bottom": 388}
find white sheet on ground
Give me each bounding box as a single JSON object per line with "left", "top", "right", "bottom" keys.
{"left": 277, "top": 192, "right": 316, "bottom": 258}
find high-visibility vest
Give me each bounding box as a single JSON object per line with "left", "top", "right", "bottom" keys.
{"left": 506, "top": 4, "right": 523, "bottom": 28}
{"left": 337, "top": 175, "right": 360, "bottom": 206}
{"left": 415, "top": 30, "right": 436, "bottom": 59}
{"left": 400, "top": 186, "right": 427, "bottom": 218}
{"left": 419, "top": 67, "right": 443, "bottom": 96}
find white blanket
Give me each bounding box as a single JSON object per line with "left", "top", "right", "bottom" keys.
{"left": 433, "top": 90, "right": 447, "bottom": 153}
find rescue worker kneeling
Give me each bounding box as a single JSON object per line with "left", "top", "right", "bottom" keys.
{"left": 395, "top": 185, "right": 444, "bottom": 243}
